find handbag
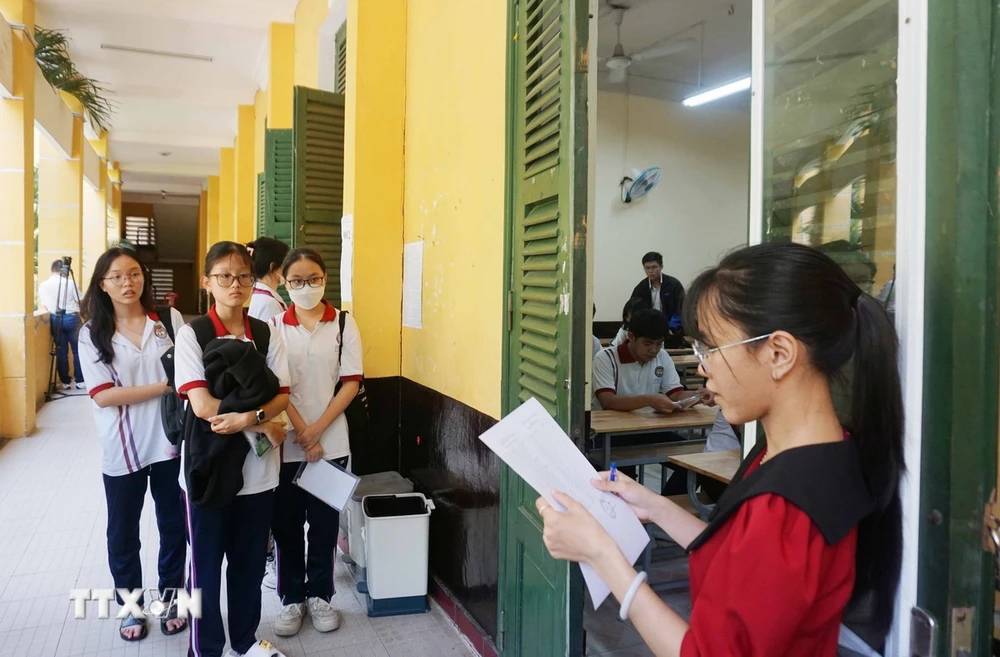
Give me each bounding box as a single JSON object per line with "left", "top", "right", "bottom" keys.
{"left": 335, "top": 310, "right": 370, "bottom": 456}
{"left": 156, "top": 306, "right": 184, "bottom": 446}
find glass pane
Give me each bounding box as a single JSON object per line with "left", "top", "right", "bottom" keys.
{"left": 761, "top": 0, "right": 898, "bottom": 319}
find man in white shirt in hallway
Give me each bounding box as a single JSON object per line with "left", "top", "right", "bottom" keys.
{"left": 38, "top": 258, "right": 85, "bottom": 390}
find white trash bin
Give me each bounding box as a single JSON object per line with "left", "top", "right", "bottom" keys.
{"left": 360, "top": 493, "right": 434, "bottom": 617}
{"left": 341, "top": 471, "right": 413, "bottom": 570}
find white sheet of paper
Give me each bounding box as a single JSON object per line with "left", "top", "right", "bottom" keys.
{"left": 340, "top": 214, "right": 354, "bottom": 304}
{"left": 479, "top": 398, "right": 650, "bottom": 608}
{"left": 403, "top": 240, "right": 423, "bottom": 329}
{"left": 293, "top": 459, "right": 360, "bottom": 512}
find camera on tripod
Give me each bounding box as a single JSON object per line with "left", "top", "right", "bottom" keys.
{"left": 59, "top": 256, "right": 72, "bottom": 275}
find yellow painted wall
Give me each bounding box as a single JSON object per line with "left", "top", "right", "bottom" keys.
{"left": 294, "top": 0, "right": 328, "bottom": 89}
{"left": 31, "top": 311, "right": 49, "bottom": 409}
{"left": 207, "top": 175, "right": 221, "bottom": 249}
{"left": 219, "top": 147, "right": 235, "bottom": 243}
{"left": 269, "top": 23, "right": 295, "bottom": 130}
{"left": 346, "top": 0, "right": 406, "bottom": 379}
{"left": 234, "top": 105, "right": 255, "bottom": 244}
{"left": 254, "top": 89, "right": 267, "bottom": 176}
{"left": 400, "top": 0, "right": 506, "bottom": 418}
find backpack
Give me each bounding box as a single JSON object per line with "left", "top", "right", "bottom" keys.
{"left": 335, "top": 310, "right": 370, "bottom": 457}
{"left": 158, "top": 309, "right": 271, "bottom": 446}
{"left": 156, "top": 306, "right": 184, "bottom": 446}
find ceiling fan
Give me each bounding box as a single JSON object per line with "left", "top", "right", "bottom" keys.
{"left": 601, "top": 1, "right": 697, "bottom": 84}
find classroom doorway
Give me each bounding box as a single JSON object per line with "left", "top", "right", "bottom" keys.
{"left": 585, "top": 0, "right": 751, "bottom": 652}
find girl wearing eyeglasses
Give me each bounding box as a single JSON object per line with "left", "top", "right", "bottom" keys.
{"left": 266, "top": 248, "right": 363, "bottom": 638}
{"left": 537, "top": 242, "right": 902, "bottom": 657}
{"left": 78, "top": 247, "right": 189, "bottom": 643}
{"left": 173, "top": 241, "right": 291, "bottom": 657}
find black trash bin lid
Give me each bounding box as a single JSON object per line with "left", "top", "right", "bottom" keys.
{"left": 363, "top": 494, "right": 427, "bottom": 518}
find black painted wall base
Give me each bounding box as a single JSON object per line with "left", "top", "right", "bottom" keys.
{"left": 399, "top": 378, "right": 500, "bottom": 640}
{"left": 358, "top": 375, "right": 500, "bottom": 641}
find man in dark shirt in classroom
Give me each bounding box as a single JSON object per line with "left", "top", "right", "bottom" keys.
{"left": 630, "top": 251, "right": 685, "bottom": 337}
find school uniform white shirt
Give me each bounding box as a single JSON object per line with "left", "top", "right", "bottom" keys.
{"left": 649, "top": 281, "right": 663, "bottom": 313}
{"left": 610, "top": 326, "right": 628, "bottom": 347}
{"left": 248, "top": 281, "right": 287, "bottom": 321}
{"left": 38, "top": 273, "right": 82, "bottom": 315}
{"left": 271, "top": 300, "right": 363, "bottom": 462}
{"left": 591, "top": 342, "right": 683, "bottom": 410}
{"left": 591, "top": 335, "right": 602, "bottom": 360}
{"left": 173, "top": 306, "right": 291, "bottom": 496}
{"left": 78, "top": 308, "right": 185, "bottom": 477}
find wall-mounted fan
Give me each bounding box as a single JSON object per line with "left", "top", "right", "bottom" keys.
{"left": 619, "top": 167, "right": 661, "bottom": 203}
{"left": 601, "top": 2, "right": 697, "bottom": 84}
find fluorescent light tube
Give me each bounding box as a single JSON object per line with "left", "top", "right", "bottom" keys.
{"left": 682, "top": 76, "right": 751, "bottom": 107}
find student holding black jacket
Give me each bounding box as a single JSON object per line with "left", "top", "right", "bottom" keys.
{"left": 174, "top": 241, "right": 291, "bottom": 657}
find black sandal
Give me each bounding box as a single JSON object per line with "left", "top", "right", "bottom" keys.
{"left": 119, "top": 613, "right": 148, "bottom": 642}
{"left": 160, "top": 602, "right": 188, "bottom": 636}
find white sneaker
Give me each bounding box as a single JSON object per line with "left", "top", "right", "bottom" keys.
{"left": 225, "top": 641, "right": 287, "bottom": 657}
{"left": 61, "top": 383, "right": 71, "bottom": 391}
{"left": 306, "top": 596, "right": 342, "bottom": 633}
{"left": 273, "top": 602, "right": 305, "bottom": 636}
{"left": 262, "top": 554, "right": 277, "bottom": 590}
{"left": 75, "top": 382, "right": 86, "bottom": 389}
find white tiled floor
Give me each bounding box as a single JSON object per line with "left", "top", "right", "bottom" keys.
{"left": 0, "top": 395, "right": 475, "bottom": 657}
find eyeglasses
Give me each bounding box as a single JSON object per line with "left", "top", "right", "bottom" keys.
{"left": 286, "top": 276, "right": 326, "bottom": 290}
{"left": 103, "top": 271, "right": 143, "bottom": 286}
{"left": 693, "top": 334, "right": 773, "bottom": 375}
{"left": 208, "top": 273, "right": 255, "bottom": 288}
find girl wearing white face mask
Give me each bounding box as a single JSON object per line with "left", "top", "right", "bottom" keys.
{"left": 268, "top": 248, "right": 363, "bottom": 637}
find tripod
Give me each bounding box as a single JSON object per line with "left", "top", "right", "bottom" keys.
{"left": 44, "top": 258, "right": 83, "bottom": 402}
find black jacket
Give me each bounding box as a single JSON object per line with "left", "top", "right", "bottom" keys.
{"left": 630, "top": 274, "right": 685, "bottom": 329}
{"left": 183, "top": 336, "right": 279, "bottom": 509}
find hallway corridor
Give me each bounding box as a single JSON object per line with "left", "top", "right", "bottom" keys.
{"left": 0, "top": 395, "right": 474, "bottom": 657}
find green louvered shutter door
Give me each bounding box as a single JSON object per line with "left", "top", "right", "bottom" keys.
{"left": 498, "top": 0, "right": 588, "bottom": 654}
{"left": 256, "top": 172, "right": 266, "bottom": 238}
{"left": 265, "top": 129, "right": 295, "bottom": 245}
{"left": 335, "top": 24, "right": 347, "bottom": 95}
{"left": 293, "top": 86, "right": 345, "bottom": 307}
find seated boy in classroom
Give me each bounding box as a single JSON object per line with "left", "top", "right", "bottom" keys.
{"left": 591, "top": 309, "right": 708, "bottom": 493}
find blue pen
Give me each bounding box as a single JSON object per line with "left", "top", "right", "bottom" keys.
{"left": 610, "top": 462, "right": 617, "bottom": 482}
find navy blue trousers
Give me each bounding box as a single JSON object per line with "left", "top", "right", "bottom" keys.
{"left": 272, "top": 457, "right": 347, "bottom": 605}
{"left": 185, "top": 489, "right": 274, "bottom": 657}
{"left": 102, "top": 457, "right": 186, "bottom": 606}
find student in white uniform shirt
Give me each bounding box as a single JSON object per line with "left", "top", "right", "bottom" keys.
{"left": 268, "top": 248, "right": 362, "bottom": 637}
{"left": 592, "top": 309, "right": 712, "bottom": 491}
{"left": 173, "top": 242, "right": 291, "bottom": 657}
{"left": 247, "top": 237, "right": 290, "bottom": 322}
{"left": 77, "top": 247, "right": 188, "bottom": 643}
{"left": 38, "top": 258, "right": 86, "bottom": 389}
{"left": 246, "top": 236, "right": 290, "bottom": 592}
{"left": 610, "top": 297, "right": 651, "bottom": 348}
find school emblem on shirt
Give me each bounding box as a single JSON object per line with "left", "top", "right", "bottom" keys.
{"left": 154, "top": 323, "right": 167, "bottom": 340}
{"left": 655, "top": 366, "right": 665, "bottom": 377}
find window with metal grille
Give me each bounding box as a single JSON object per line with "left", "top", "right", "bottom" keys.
{"left": 149, "top": 268, "right": 174, "bottom": 300}
{"left": 124, "top": 216, "right": 156, "bottom": 246}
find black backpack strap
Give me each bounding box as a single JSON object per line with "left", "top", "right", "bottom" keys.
{"left": 247, "top": 316, "right": 270, "bottom": 357}
{"left": 337, "top": 309, "right": 348, "bottom": 365}
{"left": 156, "top": 305, "right": 174, "bottom": 342}
{"left": 190, "top": 315, "right": 217, "bottom": 352}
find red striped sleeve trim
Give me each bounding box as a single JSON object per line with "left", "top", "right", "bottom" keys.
{"left": 178, "top": 380, "right": 207, "bottom": 400}
{"left": 595, "top": 388, "right": 615, "bottom": 396}
{"left": 278, "top": 386, "right": 290, "bottom": 394}
{"left": 89, "top": 382, "right": 113, "bottom": 398}
{"left": 666, "top": 387, "right": 686, "bottom": 397}
{"left": 339, "top": 375, "right": 363, "bottom": 382}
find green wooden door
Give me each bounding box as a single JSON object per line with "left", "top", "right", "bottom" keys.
{"left": 917, "top": 0, "right": 1000, "bottom": 652}
{"left": 264, "top": 128, "right": 294, "bottom": 245}
{"left": 256, "top": 172, "right": 266, "bottom": 239}
{"left": 293, "top": 86, "right": 345, "bottom": 307}
{"left": 498, "top": 0, "right": 588, "bottom": 654}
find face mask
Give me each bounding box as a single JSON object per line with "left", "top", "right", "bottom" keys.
{"left": 288, "top": 286, "right": 325, "bottom": 310}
